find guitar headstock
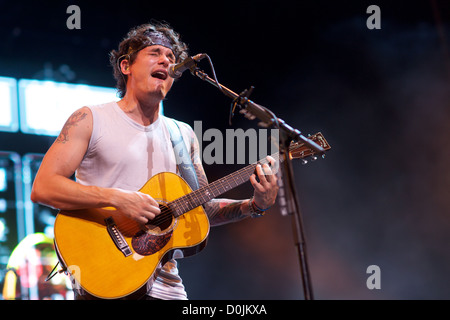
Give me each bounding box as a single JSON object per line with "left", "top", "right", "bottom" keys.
{"left": 289, "top": 132, "right": 331, "bottom": 163}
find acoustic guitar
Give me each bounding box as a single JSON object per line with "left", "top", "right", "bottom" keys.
{"left": 53, "top": 132, "right": 330, "bottom": 299}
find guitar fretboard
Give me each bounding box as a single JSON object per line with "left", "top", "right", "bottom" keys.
{"left": 168, "top": 132, "right": 329, "bottom": 217}
{"left": 170, "top": 155, "right": 276, "bottom": 217}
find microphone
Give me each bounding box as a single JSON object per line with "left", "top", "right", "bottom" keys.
{"left": 168, "top": 53, "right": 206, "bottom": 78}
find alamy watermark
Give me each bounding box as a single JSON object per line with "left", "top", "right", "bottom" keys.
{"left": 66, "top": 5, "right": 81, "bottom": 30}
{"left": 193, "top": 121, "right": 280, "bottom": 170}
{"left": 367, "top": 5, "right": 381, "bottom": 30}
{"left": 66, "top": 5, "right": 380, "bottom": 31}
{"left": 366, "top": 265, "right": 381, "bottom": 290}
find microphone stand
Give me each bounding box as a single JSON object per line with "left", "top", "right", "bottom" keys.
{"left": 190, "top": 66, "right": 324, "bottom": 300}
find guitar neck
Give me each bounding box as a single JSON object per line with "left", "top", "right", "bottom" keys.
{"left": 170, "top": 132, "right": 330, "bottom": 217}
{"left": 170, "top": 153, "right": 279, "bottom": 217}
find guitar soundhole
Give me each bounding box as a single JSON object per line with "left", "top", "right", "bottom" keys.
{"left": 145, "top": 203, "right": 176, "bottom": 235}
{"left": 131, "top": 203, "right": 176, "bottom": 256}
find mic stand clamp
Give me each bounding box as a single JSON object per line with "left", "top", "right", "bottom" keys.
{"left": 230, "top": 86, "right": 255, "bottom": 125}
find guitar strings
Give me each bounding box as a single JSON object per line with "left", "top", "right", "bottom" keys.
{"left": 116, "top": 141, "right": 313, "bottom": 233}
{"left": 119, "top": 141, "right": 309, "bottom": 233}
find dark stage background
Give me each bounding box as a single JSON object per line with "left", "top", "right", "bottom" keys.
{"left": 1, "top": 0, "right": 450, "bottom": 300}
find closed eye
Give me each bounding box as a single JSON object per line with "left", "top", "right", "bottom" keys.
{"left": 147, "top": 47, "right": 176, "bottom": 63}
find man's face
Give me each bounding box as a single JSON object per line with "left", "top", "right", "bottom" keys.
{"left": 126, "top": 45, "right": 176, "bottom": 100}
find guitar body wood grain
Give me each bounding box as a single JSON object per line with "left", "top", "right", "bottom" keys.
{"left": 54, "top": 172, "right": 210, "bottom": 299}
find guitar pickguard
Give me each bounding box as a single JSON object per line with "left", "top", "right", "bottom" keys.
{"left": 131, "top": 230, "right": 173, "bottom": 256}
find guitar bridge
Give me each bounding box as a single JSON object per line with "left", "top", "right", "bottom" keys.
{"left": 105, "top": 217, "right": 132, "bottom": 257}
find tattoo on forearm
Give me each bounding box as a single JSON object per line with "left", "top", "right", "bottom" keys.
{"left": 193, "top": 164, "right": 208, "bottom": 189}
{"left": 56, "top": 111, "right": 87, "bottom": 143}
{"left": 205, "top": 199, "right": 246, "bottom": 226}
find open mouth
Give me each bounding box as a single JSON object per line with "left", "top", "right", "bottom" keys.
{"left": 151, "top": 70, "right": 168, "bottom": 80}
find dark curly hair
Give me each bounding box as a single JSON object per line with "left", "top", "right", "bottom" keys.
{"left": 109, "top": 21, "right": 189, "bottom": 98}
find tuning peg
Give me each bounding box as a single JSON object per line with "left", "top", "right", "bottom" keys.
{"left": 311, "top": 155, "right": 318, "bottom": 161}
{"left": 301, "top": 159, "right": 308, "bottom": 165}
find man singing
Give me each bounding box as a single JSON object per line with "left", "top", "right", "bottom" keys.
{"left": 31, "top": 21, "right": 278, "bottom": 300}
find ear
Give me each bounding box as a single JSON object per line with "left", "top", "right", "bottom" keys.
{"left": 120, "top": 59, "right": 131, "bottom": 75}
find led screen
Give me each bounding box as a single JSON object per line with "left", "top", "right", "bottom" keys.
{"left": 18, "top": 79, "right": 118, "bottom": 136}
{"left": 0, "top": 77, "right": 19, "bottom": 133}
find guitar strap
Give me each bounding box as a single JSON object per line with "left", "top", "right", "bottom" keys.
{"left": 165, "top": 117, "right": 200, "bottom": 191}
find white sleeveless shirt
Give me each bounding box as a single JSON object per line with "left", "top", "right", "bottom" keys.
{"left": 76, "top": 101, "right": 193, "bottom": 300}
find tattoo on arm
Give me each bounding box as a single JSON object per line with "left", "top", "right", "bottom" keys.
{"left": 56, "top": 111, "right": 87, "bottom": 143}
{"left": 205, "top": 199, "right": 247, "bottom": 226}
{"left": 193, "top": 163, "right": 247, "bottom": 226}
{"left": 190, "top": 131, "right": 248, "bottom": 226}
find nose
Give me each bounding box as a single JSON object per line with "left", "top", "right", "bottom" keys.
{"left": 158, "top": 54, "right": 171, "bottom": 67}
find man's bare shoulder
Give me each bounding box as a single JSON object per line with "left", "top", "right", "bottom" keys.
{"left": 56, "top": 106, "right": 92, "bottom": 144}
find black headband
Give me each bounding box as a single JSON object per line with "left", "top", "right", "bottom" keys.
{"left": 144, "top": 30, "right": 173, "bottom": 50}
{"left": 127, "top": 30, "right": 174, "bottom": 56}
